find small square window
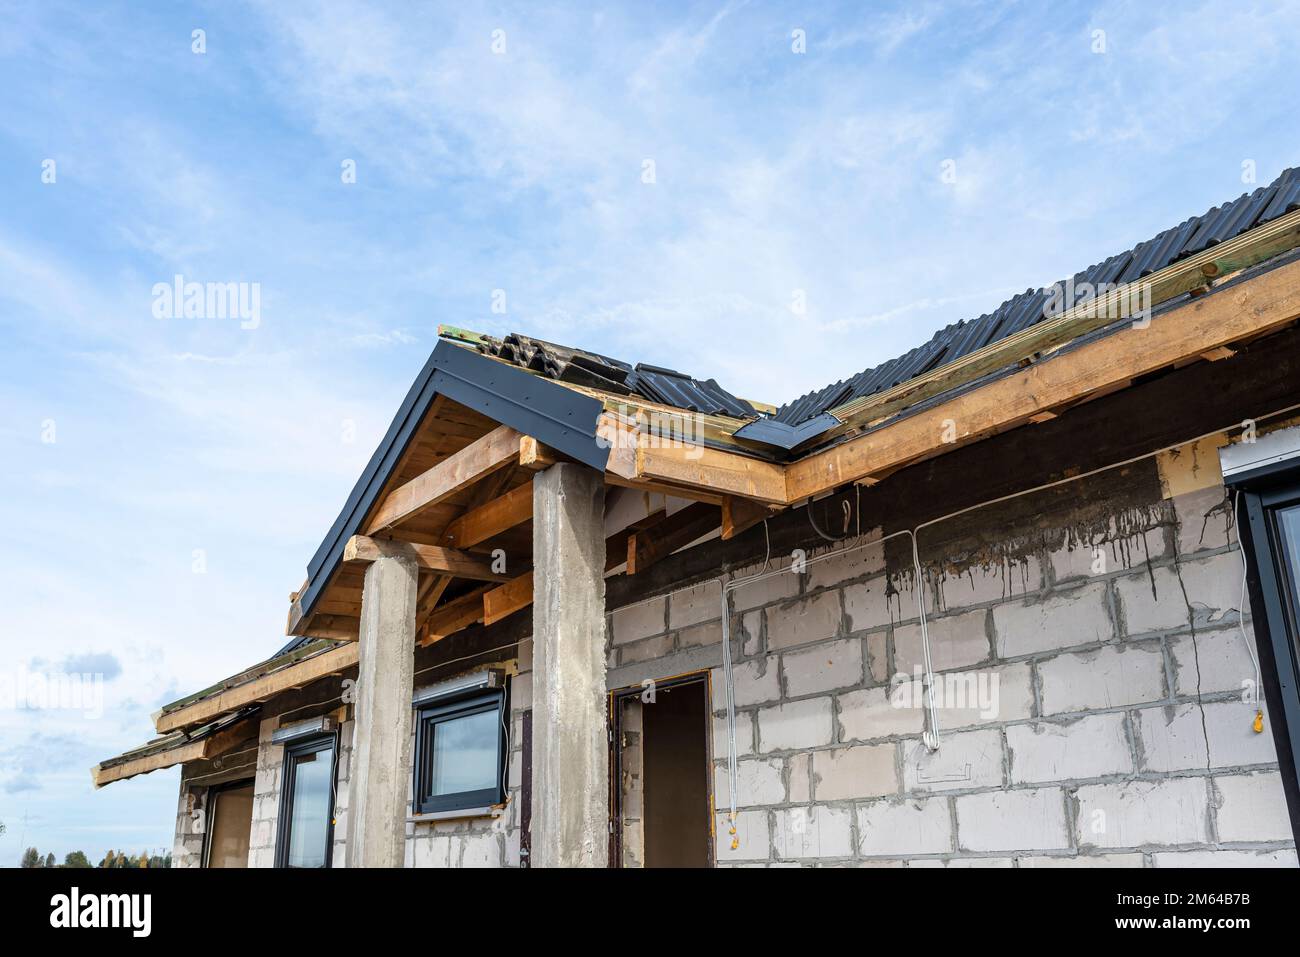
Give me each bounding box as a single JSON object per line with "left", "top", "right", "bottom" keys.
{"left": 413, "top": 689, "right": 507, "bottom": 814}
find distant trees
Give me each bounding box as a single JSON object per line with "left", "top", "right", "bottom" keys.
{"left": 18, "top": 847, "right": 169, "bottom": 868}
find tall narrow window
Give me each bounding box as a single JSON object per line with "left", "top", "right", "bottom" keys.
{"left": 276, "top": 736, "right": 336, "bottom": 868}
{"left": 413, "top": 689, "right": 506, "bottom": 814}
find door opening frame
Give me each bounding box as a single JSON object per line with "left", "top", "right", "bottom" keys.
{"left": 608, "top": 670, "right": 716, "bottom": 868}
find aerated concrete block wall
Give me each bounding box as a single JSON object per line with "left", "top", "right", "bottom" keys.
{"left": 608, "top": 474, "right": 1296, "bottom": 868}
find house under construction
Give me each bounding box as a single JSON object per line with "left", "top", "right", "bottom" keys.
{"left": 95, "top": 167, "right": 1300, "bottom": 868}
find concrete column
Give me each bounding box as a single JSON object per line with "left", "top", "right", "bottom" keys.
{"left": 345, "top": 553, "right": 417, "bottom": 868}
{"left": 531, "top": 463, "right": 609, "bottom": 867}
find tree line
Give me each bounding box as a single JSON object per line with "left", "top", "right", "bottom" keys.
{"left": 19, "top": 847, "right": 172, "bottom": 868}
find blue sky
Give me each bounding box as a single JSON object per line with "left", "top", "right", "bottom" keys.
{"left": 1, "top": 0, "right": 1297, "bottom": 864}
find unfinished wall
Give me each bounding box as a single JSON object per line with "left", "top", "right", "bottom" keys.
{"left": 607, "top": 454, "right": 1295, "bottom": 868}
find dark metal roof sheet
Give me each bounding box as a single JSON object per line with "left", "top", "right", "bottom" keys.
{"left": 771, "top": 166, "right": 1300, "bottom": 426}
{"left": 465, "top": 331, "right": 758, "bottom": 418}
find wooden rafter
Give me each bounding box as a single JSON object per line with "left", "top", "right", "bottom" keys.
{"left": 342, "top": 534, "right": 510, "bottom": 582}
{"left": 785, "top": 253, "right": 1300, "bottom": 501}
{"left": 156, "top": 644, "right": 359, "bottom": 734}
{"left": 626, "top": 502, "right": 720, "bottom": 575}
{"left": 441, "top": 480, "right": 533, "bottom": 548}
{"left": 721, "top": 495, "right": 776, "bottom": 540}
{"left": 365, "top": 424, "right": 521, "bottom": 533}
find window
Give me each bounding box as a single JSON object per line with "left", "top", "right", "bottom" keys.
{"left": 413, "top": 688, "right": 507, "bottom": 814}
{"left": 1233, "top": 466, "right": 1300, "bottom": 844}
{"left": 275, "top": 736, "right": 336, "bottom": 868}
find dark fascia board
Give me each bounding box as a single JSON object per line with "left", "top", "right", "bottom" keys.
{"left": 732, "top": 412, "right": 841, "bottom": 452}
{"left": 296, "top": 341, "right": 608, "bottom": 628}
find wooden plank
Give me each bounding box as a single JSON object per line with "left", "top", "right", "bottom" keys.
{"left": 420, "top": 585, "right": 493, "bottom": 644}
{"left": 365, "top": 424, "right": 521, "bottom": 533}
{"left": 604, "top": 509, "right": 665, "bottom": 572}
{"left": 156, "top": 644, "right": 360, "bottom": 734}
{"left": 822, "top": 207, "right": 1300, "bottom": 440}
{"left": 442, "top": 481, "right": 533, "bottom": 548}
{"left": 519, "top": 435, "right": 558, "bottom": 470}
{"left": 721, "top": 496, "right": 774, "bottom": 540}
{"left": 627, "top": 502, "right": 720, "bottom": 574}
{"left": 483, "top": 572, "right": 533, "bottom": 626}
{"left": 92, "top": 739, "right": 207, "bottom": 788}
{"left": 601, "top": 412, "right": 787, "bottom": 504}
{"left": 343, "top": 534, "right": 510, "bottom": 582}
{"left": 786, "top": 254, "right": 1300, "bottom": 502}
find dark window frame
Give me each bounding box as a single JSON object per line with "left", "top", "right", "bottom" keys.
{"left": 413, "top": 688, "right": 508, "bottom": 815}
{"left": 1234, "top": 466, "right": 1300, "bottom": 843}
{"left": 275, "top": 734, "right": 338, "bottom": 869}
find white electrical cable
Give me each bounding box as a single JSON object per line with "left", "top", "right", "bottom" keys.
{"left": 709, "top": 401, "right": 1300, "bottom": 825}
{"left": 1230, "top": 489, "right": 1263, "bottom": 704}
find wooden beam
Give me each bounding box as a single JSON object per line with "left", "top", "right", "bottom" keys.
{"left": 420, "top": 585, "right": 493, "bottom": 644}
{"left": 441, "top": 481, "right": 533, "bottom": 548}
{"left": 627, "top": 502, "right": 720, "bottom": 574}
{"left": 604, "top": 509, "right": 665, "bottom": 572}
{"left": 92, "top": 738, "right": 209, "bottom": 788}
{"left": 786, "top": 254, "right": 1300, "bottom": 502}
{"left": 156, "top": 644, "right": 360, "bottom": 734}
{"left": 602, "top": 412, "right": 787, "bottom": 505}
{"left": 343, "top": 534, "right": 510, "bottom": 582}
{"left": 519, "top": 435, "right": 557, "bottom": 470}
{"left": 721, "top": 496, "right": 775, "bottom": 540}
{"left": 365, "top": 424, "right": 521, "bottom": 533}
{"left": 822, "top": 207, "right": 1300, "bottom": 440}
{"left": 483, "top": 572, "right": 533, "bottom": 626}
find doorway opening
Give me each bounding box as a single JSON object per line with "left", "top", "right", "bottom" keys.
{"left": 610, "top": 673, "right": 713, "bottom": 868}
{"left": 203, "top": 779, "right": 254, "bottom": 868}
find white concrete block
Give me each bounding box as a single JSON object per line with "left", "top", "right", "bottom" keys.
{"left": 714, "top": 809, "right": 770, "bottom": 862}
{"left": 932, "top": 557, "right": 1041, "bottom": 611}
{"left": 933, "top": 662, "right": 1035, "bottom": 729}
{"left": 730, "top": 560, "right": 800, "bottom": 612}
{"left": 782, "top": 637, "right": 864, "bottom": 697}
{"left": 1214, "top": 771, "right": 1292, "bottom": 843}
{"left": 838, "top": 683, "right": 925, "bottom": 741}
{"left": 993, "top": 582, "right": 1113, "bottom": 657}
{"left": 1037, "top": 642, "right": 1166, "bottom": 715}
{"left": 1018, "top": 853, "right": 1144, "bottom": 867}
{"left": 712, "top": 658, "right": 780, "bottom": 710}
{"left": 812, "top": 743, "right": 899, "bottom": 801}
{"left": 843, "top": 574, "right": 919, "bottom": 633}
{"left": 955, "top": 787, "right": 1070, "bottom": 852}
{"left": 669, "top": 580, "right": 721, "bottom": 629}
{"left": 857, "top": 796, "right": 953, "bottom": 856}
{"left": 1169, "top": 628, "right": 1260, "bottom": 698}
{"left": 1074, "top": 778, "right": 1209, "bottom": 848}
{"left": 1007, "top": 713, "right": 1133, "bottom": 784}
{"left": 757, "top": 697, "right": 835, "bottom": 752}
{"left": 611, "top": 598, "right": 667, "bottom": 645}
{"left": 894, "top": 608, "right": 992, "bottom": 673}
{"left": 765, "top": 590, "right": 841, "bottom": 651}
{"left": 902, "top": 728, "right": 1003, "bottom": 792}
{"left": 1115, "top": 565, "right": 1188, "bottom": 636}
{"left": 714, "top": 758, "right": 785, "bottom": 808}
{"left": 1152, "top": 849, "right": 1297, "bottom": 868}
{"left": 773, "top": 805, "right": 854, "bottom": 859}
{"left": 805, "top": 540, "right": 886, "bottom": 591}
